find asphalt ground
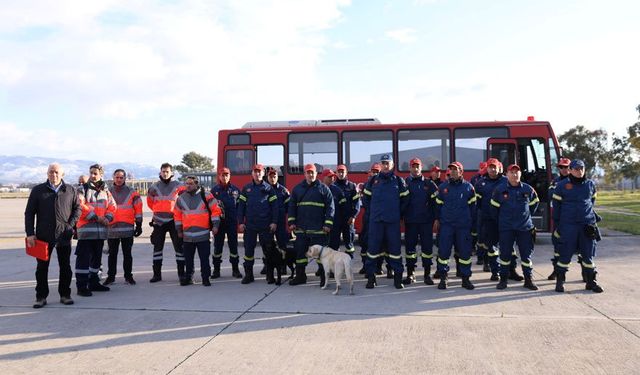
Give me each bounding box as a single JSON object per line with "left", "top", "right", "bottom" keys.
{"left": 1, "top": 198, "right": 639, "bottom": 374}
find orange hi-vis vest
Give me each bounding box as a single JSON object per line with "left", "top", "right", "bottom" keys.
{"left": 174, "top": 189, "right": 222, "bottom": 243}
{"left": 77, "top": 184, "right": 117, "bottom": 240}
{"left": 147, "top": 180, "right": 185, "bottom": 225}
{"left": 108, "top": 184, "right": 143, "bottom": 239}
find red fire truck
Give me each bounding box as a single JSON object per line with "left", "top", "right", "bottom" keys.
{"left": 217, "top": 117, "right": 562, "bottom": 231}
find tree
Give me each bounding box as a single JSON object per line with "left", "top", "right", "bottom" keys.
{"left": 175, "top": 151, "right": 214, "bottom": 175}
{"left": 558, "top": 125, "right": 608, "bottom": 177}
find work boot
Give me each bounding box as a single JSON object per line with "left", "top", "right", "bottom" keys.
{"left": 547, "top": 269, "right": 557, "bottom": 280}
{"left": 509, "top": 266, "right": 524, "bottom": 281}
{"left": 461, "top": 276, "right": 475, "bottom": 290}
{"left": 386, "top": 264, "right": 394, "bottom": 279}
{"left": 555, "top": 271, "right": 565, "bottom": 293}
{"left": 375, "top": 258, "right": 384, "bottom": 275}
{"left": 289, "top": 264, "right": 307, "bottom": 286}
{"left": 402, "top": 266, "right": 415, "bottom": 285}
{"left": 231, "top": 263, "right": 243, "bottom": 279}
{"left": 496, "top": 274, "right": 508, "bottom": 290}
{"left": 358, "top": 266, "right": 366, "bottom": 275}
{"left": 77, "top": 288, "right": 92, "bottom": 297}
{"left": 423, "top": 266, "right": 434, "bottom": 285}
{"left": 523, "top": 274, "right": 538, "bottom": 291}
{"left": 149, "top": 265, "right": 162, "bottom": 283}
{"left": 366, "top": 273, "right": 377, "bottom": 289}
{"left": 180, "top": 277, "right": 194, "bottom": 286}
{"left": 60, "top": 296, "right": 74, "bottom": 305}
{"left": 103, "top": 275, "right": 115, "bottom": 285}
{"left": 33, "top": 298, "right": 47, "bottom": 308}
{"left": 433, "top": 269, "right": 442, "bottom": 279}
{"left": 260, "top": 258, "right": 267, "bottom": 275}
{"left": 585, "top": 271, "right": 603, "bottom": 293}
{"left": 89, "top": 275, "right": 110, "bottom": 292}
{"left": 490, "top": 273, "right": 499, "bottom": 281}
{"left": 210, "top": 263, "right": 221, "bottom": 279}
{"left": 241, "top": 265, "right": 254, "bottom": 284}
{"left": 125, "top": 276, "right": 136, "bottom": 285}
{"left": 177, "top": 262, "right": 185, "bottom": 280}
{"left": 394, "top": 271, "right": 405, "bottom": 289}
{"left": 580, "top": 264, "right": 588, "bottom": 283}
{"left": 202, "top": 278, "right": 211, "bottom": 287}
{"left": 437, "top": 273, "right": 448, "bottom": 290}
{"left": 318, "top": 264, "right": 326, "bottom": 288}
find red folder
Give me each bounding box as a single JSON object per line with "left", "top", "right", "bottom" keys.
{"left": 25, "top": 238, "right": 49, "bottom": 261}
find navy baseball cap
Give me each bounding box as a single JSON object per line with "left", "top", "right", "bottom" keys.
{"left": 380, "top": 154, "right": 393, "bottom": 162}
{"left": 570, "top": 159, "right": 585, "bottom": 169}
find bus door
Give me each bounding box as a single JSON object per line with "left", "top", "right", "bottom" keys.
{"left": 256, "top": 144, "right": 286, "bottom": 186}
{"left": 487, "top": 138, "right": 517, "bottom": 167}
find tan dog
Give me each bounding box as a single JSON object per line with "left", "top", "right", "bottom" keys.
{"left": 306, "top": 245, "right": 354, "bottom": 295}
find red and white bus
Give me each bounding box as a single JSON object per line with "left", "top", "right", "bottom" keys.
{"left": 217, "top": 117, "right": 562, "bottom": 231}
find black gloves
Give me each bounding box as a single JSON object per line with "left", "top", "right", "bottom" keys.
{"left": 134, "top": 222, "right": 143, "bottom": 237}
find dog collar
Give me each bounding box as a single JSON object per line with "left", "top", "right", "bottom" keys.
{"left": 318, "top": 246, "right": 325, "bottom": 258}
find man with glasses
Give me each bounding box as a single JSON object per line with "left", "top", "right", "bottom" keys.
{"left": 237, "top": 164, "right": 278, "bottom": 284}
{"left": 551, "top": 159, "right": 603, "bottom": 293}
{"left": 287, "top": 164, "right": 334, "bottom": 286}
{"left": 362, "top": 154, "right": 410, "bottom": 289}
{"left": 104, "top": 169, "right": 142, "bottom": 285}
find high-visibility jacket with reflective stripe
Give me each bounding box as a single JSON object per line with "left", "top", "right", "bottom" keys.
{"left": 147, "top": 180, "right": 185, "bottom": 224}
{"left": 270, "top": 182, "right": 290, "bottom": 222}
{"left": 237, "top": 180, "right": 278, "bottom": 230}
{"left": 212, "top": 183, "right": 240, "bottom": 221}
{"left": 490, "top": 181, "right": 539, "bottom": 231}
{"left": 362, "top": 171, "right": 409, "bottom": 224}
{"left": 552, "top": 177, "right": 597, "bottom": 225}
{"left": 329, "top": 183, "right": 347, "bottom": 225}
{"left": 335, "top": 178, "right": 361, "bottom": 220}
{"left": 77, "top": 184, "right": 117, "bottom": 240}
{"left": 108, "top": 184, "right": 142, "bottom": 238}
{"left": 404, "top": 174, "right": 438, "bottom": 223}
{"left": 288, "top": 179, "right": 334, "bottom": 232}
{"left": 174, "top": 189, "right": 222, "bottom": 243}
{"left": 435, "top": 178, "right": 476, "bottom": 227}
{"left": 474, "top": 175, "right": 507, "bottom": 219}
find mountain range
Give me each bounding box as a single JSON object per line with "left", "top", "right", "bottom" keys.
{"left": 0, "top": 155, "right": 159, "bottom": 185}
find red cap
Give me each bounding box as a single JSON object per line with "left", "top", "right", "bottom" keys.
{"left": 252, "top": 164, "right": 264, "bottom": 172}
{"left": 370, "top": 163, "right": 381, "bottom": 172}
{"left": 507, "top": 164, "right": 521, "bottom": 172}
{"left": 429, "top": 166, "right": 442, "bottom": 173}
{"left": 267, "top": 168, "right": 278, "bottom": 176}
{"left": 320, "top": 169, "right": 336, "bottom": 179}
{"left": 337, "top": 164, "right": 347, "bottom": 171}
{"left": 486, "top": 158, "right": 500, "bottom": 167}
{"left": 409, "top": 157, "right": 422, "bottom": 166}
{"left": 448, "top": 161, "right": 464, "bottom": 171}
{"left": 304, "top": 164, "right": 317, "bottom": 172}
{"left": 478, "top": 161, "right": 488, "bottom": 169}
{"left": 218, "top": 167, "right": 230, "bottom": 175}
{"left": 557, "top": 158, "right": 571, "bottom": 167}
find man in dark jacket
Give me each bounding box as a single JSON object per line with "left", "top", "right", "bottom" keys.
{"left": 25, "top": 163, "right": 81, "bottom": 308}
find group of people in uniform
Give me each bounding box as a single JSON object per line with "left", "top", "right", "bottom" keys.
{"left": 25, "top": 153, "right": 604, "bottom": 308}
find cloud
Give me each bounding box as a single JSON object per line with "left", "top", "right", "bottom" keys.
{"left": 385, "top": 28, "right": 417, "bottom": 44}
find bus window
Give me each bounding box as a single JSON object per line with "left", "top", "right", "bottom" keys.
{"left": 342, "top": 130, "right": 393, "bottom": 172}
{"left": 225, "top": 149, "right": 254, "bottom": 174}
{"left": 288, "top": 132, "right": 337, "bottom": 173}
{"left": 455, "top": 128, "right": 508, "bottom": 169}
{"left": 398, "top": 129, "right": 449, "bottom": 171}
{"left": 548, "top": 138, "right": 559, "bottom": 178}
{"left": 257, "top": 144, "right": 285, "bottom": 181}
{"left": 228, "top": 134, "right": 250, "bottom": 145}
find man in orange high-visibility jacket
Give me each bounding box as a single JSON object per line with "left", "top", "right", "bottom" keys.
{"left": 174, "top": 176, "right": 222, "bottom": 286}
{"left": 105, "top": 169, "right": 143, "bottom": 286}
{"left": 147, "top": 163, "right": 186, "bottom": 283}
{"left": 76, "top": 164, "right": 117, "bottom": 297}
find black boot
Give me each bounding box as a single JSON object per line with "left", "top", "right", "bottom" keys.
{"left": 402, "top": 266, "right": 415, "bottom": 285}
{"left": 241, "top": 265, "right": 254, "bottom": 284}
{"left": 496, "top": 274, "right": 508, "bottom": 289}
{"left": 149, "top": 264, "right": 162, "bottom": 283}
{"left": 394, "top": 271, "right": 405, "bottom": 289}
{"left": 585, "top": 270, "right": 603, "bottom": 293}
{"left": 433, "top": 269, "right": 442, "bottom": 279}
{"left": 177, "top": 262, "right": 185, "bottom": 281}
{"left": 555, "top": 271, "right": 565, "bottom": 293}
{"left": 366, "top": 273, "right": 377, "bottom": 289}
{"left": 523, "top": 274, "right": 538, "bottom": 290}
{"left": 260, "top": 258, "right": 267, "bottom": 275}
{"left": 454, "top": 255, "right": 462, "bottom": 277}
{"left": 386, "top": 264, "right": 393, "bottom": 279}
{"left": 423, "top": 266, "right": 434, "bottom": 285}
{"left": 318, "top": 264, "right": 326, "bottom": 288}
{"left": 289, "top": 264, "right": 307, "bottom": 285}
{"left": 490, "top": 272, "right": 499, "bottom": 281}
{"left": 547, "top": 259, "right": 558, "bottom": 280}
{"left": 580, "top": 264, "right": 588, "bottom": 283}
{"left": 461, "top": 276, "right": 475, "bottom": 290}
{"left": 482, "top": 254, "right": 490, "bottom": 272}
{"left": 437, "top": 273, "right": 448, "bottom": 290}
{"left": 375, "top": 258, "right": 384, "bottom": 275}
{"left": 509, "top": 265, "right": 524, "bottom": 281}
{"left": 211, "top": 263, "right": 221, "bottom": 279}
{"left": 231, "top": 263, "right": 243, "bottom": 278}
{"left": 89, "top": 274, "right": 110, "bottom": 292}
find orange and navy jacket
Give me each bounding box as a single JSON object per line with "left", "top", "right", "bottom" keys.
{"left": 147, "top": 180, "right": 185, "bottom": 225}
{"left": 77, "top": 182, "right": 117, "bottom": 240}
{"left": 174, "top": 188, "right": 222, "bottom": 243}
{"left": 108, "top": 184, "right": 143, "bottom": 239}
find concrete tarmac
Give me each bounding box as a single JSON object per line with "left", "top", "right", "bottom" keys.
{"left": 1, "top": 198, "right": 639, "bottom": 374}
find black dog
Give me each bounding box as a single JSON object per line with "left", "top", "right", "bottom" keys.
{"left": 263, "top": 240, "right": 295, "bottom": 285}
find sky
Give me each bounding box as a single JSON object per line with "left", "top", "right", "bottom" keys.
{"left": 1, "top": 0, "right": 639, "bottom": 168}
